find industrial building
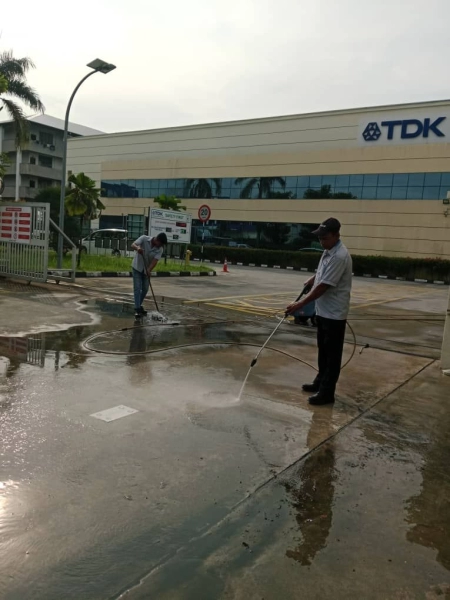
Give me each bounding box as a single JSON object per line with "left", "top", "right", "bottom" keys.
{"left": 66, "top": 100, "right": 450, "bottom": 258}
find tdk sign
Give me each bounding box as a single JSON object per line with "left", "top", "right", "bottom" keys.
{"left": 362, "top": 117, "right": 446, "bottom": 142}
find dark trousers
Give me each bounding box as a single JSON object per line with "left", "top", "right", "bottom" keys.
{"left": 313, "top": 316, "right": 347, "bottom": 397}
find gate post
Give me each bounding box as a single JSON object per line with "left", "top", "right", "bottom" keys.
{"left": 442, "top": 286, "right": 450, "bottom": 375}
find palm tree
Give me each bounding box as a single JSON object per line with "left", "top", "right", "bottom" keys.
{"left": 184, "top": 178, "right": 222, "bottom": 198}
{"left": 235, "top": 176, "right": 286, "bottom": 199}
{"left": 0, "top": 50, "right": 45, "bottom": 146}
{"left": 65, "top": 173, "right": 104, "bottom": 265}
{"left": 154, "top": 194, "right": 186, "bottom": 211}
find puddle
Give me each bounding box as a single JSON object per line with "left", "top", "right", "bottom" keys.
{"left": 83, "top": 321, "right": 281, "bottom": 355}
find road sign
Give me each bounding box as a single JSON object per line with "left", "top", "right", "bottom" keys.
{"left": 198, "top": 204, "right": 211, "bottom": 223}
{"left": 148, "top": 208, "right": 192, "bottom": 243}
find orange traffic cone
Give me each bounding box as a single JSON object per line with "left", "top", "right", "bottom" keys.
{"left": 223, "top": 258, "right": 229, "bottom": 273}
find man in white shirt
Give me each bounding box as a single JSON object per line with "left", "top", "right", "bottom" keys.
{"left": 286, "top": 218, "right": 352, "bottom": 405}
{"left": 131, "top": 232, "right": 167, "bottom": 317}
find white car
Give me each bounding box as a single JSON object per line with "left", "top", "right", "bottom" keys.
{"left": 81, "top": 229, "right": 133, "bottom": 257}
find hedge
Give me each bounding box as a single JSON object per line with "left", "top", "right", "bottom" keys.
{"left": 186, "top": 245, "right": 450, "bottom": 283}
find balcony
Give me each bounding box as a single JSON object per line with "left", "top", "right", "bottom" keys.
{"left": 20, "top": 163, "right": 62, "bottom": 180}
{"left": 1, "top": 185, "right": 38, "bottom": 200}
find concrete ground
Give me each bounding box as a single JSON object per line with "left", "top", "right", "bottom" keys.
{"left": 0, "top": 269, "right": 449, "bottom": 600}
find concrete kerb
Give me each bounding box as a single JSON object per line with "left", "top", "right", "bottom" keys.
{"left": 203, "top": 261, "right": 449, "bottom": 285}
{"left": 47, "top": 270, "right": 216, "bottom": 279}
{"left": 47, "top": 263, "right": 448, "bottom": 285}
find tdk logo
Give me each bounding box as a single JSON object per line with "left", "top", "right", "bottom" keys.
{"left": 362, "top": 117, "right": 446, "bottom": 142}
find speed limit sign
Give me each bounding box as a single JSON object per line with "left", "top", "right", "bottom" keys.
{"left": 198, "top": 204, "right": 211, "bottom": 223}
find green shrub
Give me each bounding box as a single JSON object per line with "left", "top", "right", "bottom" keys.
{"left": 187, "top": 245, "right": 450, "bottom": 283}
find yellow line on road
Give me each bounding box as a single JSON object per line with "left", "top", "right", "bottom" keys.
{"left": 184, "top": 290, "right": 301, "bottom": 304}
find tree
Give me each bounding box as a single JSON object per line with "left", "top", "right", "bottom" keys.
{"left": 153, "top": 194, "right": 186, "bottom": 211}
{"left": 236, "top": 177, "right": 286, "bottom": 199}
{"left": 65, "top": 173, "right": 104, "bottom": 265}
{"left": 0, "top": 50, "right": 45, "bottom": 147}
{"left": 184, "top": 178, "right": 222, "bottom": 198}
{"left": 30, "top": 186, "right": 81, "bottom": 250}
{"left": 261, "top": 223, "right": 290, "bottom": 246}
{"left": 303, "top": 184, "right": 355, "bottom": 199}
{"left": 0, "top": 152, "right": 10, "bottom": 179}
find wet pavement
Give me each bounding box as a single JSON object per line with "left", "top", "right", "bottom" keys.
{"left": 0, "top": 274, "right": 449, "bottom": 599}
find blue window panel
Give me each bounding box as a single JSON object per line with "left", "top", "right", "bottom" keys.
{"left": 391, "top": 187, "right": 407, "bottom": 199}
{"left": 407, "top": 187, "right": 423, "bottom": 199}
{"left": 440, "top": 173, "right": 450, "bottom": 186}
{"left": 363, "top": 174, "right": 378, "bottom": 186}
{"left": 336, "top": 175, "right": 350, "bottom": 187}
{"left": 422, "top": 186, "right": 440, "bottom": 199}
{"left": 361, "top": 187, "right": 377, "bottom": 199}
{"left": 309, "top": 175, "right": 322, "bottom": 187}
{"left": 322, "top": 175, "right": 336, "bottom": 187}
{"left": 350, "top": 174, "right": 364, "bottom": 186}
{"left": 376, "top": 187, "right": 391, "bottom": 199}
{"left": 393, "top": 173, "right": 409, "bottom": 187}
{"left": 159, "top": 179, "right": 168, "bottom": 189}
{"left": 349, "top": 187, "right": 362, "bottom": 198}
{"left": 285, "top": 176, "right": 297, "bottom": 187}
{"left": 408, "top": 173, "right": 425, "bottom": 187}
{"left": 135, "top": 180, "right": 145, "bottom": 191}
{"left": 149, "top": 180, "right": 159, "bottom": 190}
{"left": 271, "top": 179, "right": 284, "bottom": 192}
{"left": 424, "top": 173, "right": 441, "bottom": 186}
{"left": 297, "top": 188, "right": 308, "bottom": 198}
{"left": 127, "top": 179, "right": 136, "bottom": 187}
{"left": 439, "top": 186, "right": 450, "bottom": 199}
{"left": 230, "top": 189, "right": 240, "bottom": 199}
{"left": 335, "top": 187, "right": 350, "bottom": 195}
{"left": 142, "top": 188, "right": 152, "bottom": 197}
{"left": 378, "top": 174, "right": 393, "bottom": 186}
{"left": 297, "top": 176, "right": 310, "bottom": 187}
{"left": 284, "top": 187, "right": 297, "bottom": 197}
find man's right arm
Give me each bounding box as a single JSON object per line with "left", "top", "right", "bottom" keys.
{"left": 131, "top": 236, "right": 145, "bottom": 254}
{"left": 304, "top": 275, "right": 316, "bottom": 288}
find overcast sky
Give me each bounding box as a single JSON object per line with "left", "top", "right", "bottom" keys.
{"left": 2, "top": 0, "right": 450, "bottom": 133}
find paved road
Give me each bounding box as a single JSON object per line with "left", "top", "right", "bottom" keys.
{"left": 0, "top": 272, "right": 449, "bottom": 600}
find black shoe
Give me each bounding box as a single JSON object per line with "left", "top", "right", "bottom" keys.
{"left": 134, "top": 308, "right": 143, "bottom": 319}
{"left": 140, "top": 307, "right": 148, "bottom": 316}
{"left": 308, "top": 392, "right": 335, "bottom": 406}
{"left": 302, "top": 383, "right": 320, "bottom": 393}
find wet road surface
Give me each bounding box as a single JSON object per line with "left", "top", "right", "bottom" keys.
{"left": 0, "top": 276, "right": 449, "bottom": 599}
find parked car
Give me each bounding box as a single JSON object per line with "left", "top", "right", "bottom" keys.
{"left": 81, "top": 229, "right": 132, "bottom": 257}
{"left": 299, "top": 247, "right": 323, "bottom": 253}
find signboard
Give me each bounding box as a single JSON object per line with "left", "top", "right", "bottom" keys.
{"left": 0, "top": 206, "right": 31, "bottom": 244}
{"left": 359, "top": 110, "right": 450, "bottom": 146}
{"left": 148, "top": 208, "right": 192, "bottom": 244}
{"left": 198, "top": 204, "right": 211, "bottom": 223}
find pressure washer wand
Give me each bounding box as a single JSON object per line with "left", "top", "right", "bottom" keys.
{"left": 141, "top": 252, "right": 160, "bottom": 313}
{"left": 249, "top": 284, "right": 311, "bottom": 368}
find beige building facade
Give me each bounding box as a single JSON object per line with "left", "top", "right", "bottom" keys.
{"left": 66, "top": 100, "right": 450, "bottom": 258}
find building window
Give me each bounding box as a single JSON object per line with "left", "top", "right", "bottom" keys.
{"left": 30, "top": 134, "right": 37, "bottom": 141}
{"left": 39, "top": 131, "right": 54, "bottom": 145}
{"left": 30, "top": 157, "right": 36, "bottom": 165}
{"left": 38, "top": 155, "right": 53, "bottom": 168}
{"left": 29, "top": 180, "right": 36, "bottom": 188}
{"left": 100, "top": 172, "right": 450, "bottom": 200}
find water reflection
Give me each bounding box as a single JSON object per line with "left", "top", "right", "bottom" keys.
{"left": 405, "top": 411, "right": 450, "bottom": 571}
{"left": 283, "top": 408, "right": 336, "bottom": 565}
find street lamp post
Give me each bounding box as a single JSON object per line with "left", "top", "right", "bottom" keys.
{"left": 57, "top": 58, "right": 116, "bottom": 268}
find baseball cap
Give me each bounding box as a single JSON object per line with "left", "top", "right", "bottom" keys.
{"left": 312, "top": 218, "right": 341, "bottom": 237}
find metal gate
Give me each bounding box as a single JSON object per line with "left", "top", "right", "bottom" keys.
{"left": 0, "top": 202, "right": 50, "bottom": 283}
